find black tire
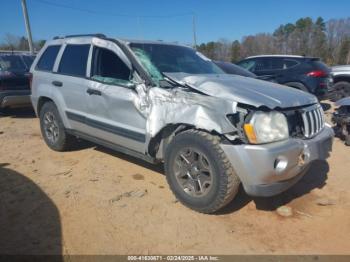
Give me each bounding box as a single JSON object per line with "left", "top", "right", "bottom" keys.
{"left": 164, "top": 129, "right": 240, "bottom": 214}
{"left": 333, "top": 81, "right": 350, "bottom": 99}
{"left": 39, "top": 101, "right": 74, "bottom": 151}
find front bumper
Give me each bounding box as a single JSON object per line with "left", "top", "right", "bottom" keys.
{"left": 221, "top": 126, "right": 334, "bottom": 197}
{"left": 0, "top": 90, "right": 31, "bottom": 108}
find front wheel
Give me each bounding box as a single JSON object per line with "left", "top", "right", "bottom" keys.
{"left": 164, "top": 130, "right": 240, "bottom": 214}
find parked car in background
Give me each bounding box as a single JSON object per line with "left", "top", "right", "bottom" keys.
{"left": 0, "top": 52, "right": 35, "bottom": 111}
{"left": 237, "top": 55, "right": 332, "bottom": 98}
{"left": 31, "top": 35, "right": 333, "bottom": 214}
{"left": 329, "top": 65, "right": 350, "bottom": 100}
{"left": 214, "top": 61, "right": 257, "bottom": 78}
{"left": 332, "top": 96, "right": 350, "bottom": 146}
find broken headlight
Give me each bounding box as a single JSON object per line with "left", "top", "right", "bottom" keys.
{"left": 244, "top": 111, "right": 289, "bottom": 144}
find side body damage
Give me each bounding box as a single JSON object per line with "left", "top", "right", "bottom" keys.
{"left": 133, "top": 83, "right": 241, "bottom": 158}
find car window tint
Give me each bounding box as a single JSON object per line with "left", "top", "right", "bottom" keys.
{"left": 36, "top": 45, "right": 61, "bottom": 71}
{"left": 91, "top": 46, "right": 131, "bottom": 85}
{"left": 283, "top": 59, "right": 299, "bottom": 69}
{"left": 130, "top": 43, "right": 223, "bottom": 75}
{"left": 270, "top": 58, "right": 284, "bottom": 70}
{"left": 237, "top": 60, "right": 256, "bottom": 72}
{"left": 22, "top": 55, "right": 36, "bottom": 69}
{"left": 215, "top": 61, "right": 256, "bottom": 77}
{"left": 58, "top": 44, "right": 90, "bottom": 77}
{"left": 255, "top": 58, "right": 269, "bottom": 71}
{"left": 0, "top": 55, "right": 27, "bottom": 72}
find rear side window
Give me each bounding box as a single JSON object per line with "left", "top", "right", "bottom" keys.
{"left": 58, "top": 44, "right": 90, "bottom": 77}
{"left": 283, "top": 59, "right": 299, "bottom": 69}
{"left": 269, "top": 58, "right": 284, "bottom": 70}
{"left": 36, "top": 45, "right": 61, "bottom": 71}
{"left": 254, "top": 58, "right": 270, "bottom": 71}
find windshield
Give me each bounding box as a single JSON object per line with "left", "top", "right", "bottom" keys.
{"left": 130, "top": 43, "right": 224, "bottom": 84}
{"left": 0, "top": 55, "right": 27, "bottom": 72}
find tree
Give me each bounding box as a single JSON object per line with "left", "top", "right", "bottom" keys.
{"left": 338, "top": 37, "right": 350, "bottom": 64}
{"left": 231, "top": 40, "right": 241, "bottom": 62}
{"left": 2, "top": 33, "right": 20, "bottom": 50}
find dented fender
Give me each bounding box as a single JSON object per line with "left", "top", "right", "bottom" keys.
{"left": 133, "top": 85, "right": 238, "bottom": 144}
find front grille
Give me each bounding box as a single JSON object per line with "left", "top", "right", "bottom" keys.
{"left": 301, "top": 105, "right": 325, "bottom": 138}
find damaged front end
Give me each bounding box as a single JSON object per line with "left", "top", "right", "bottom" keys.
{"left": 127, "top": 40, "right": 333, "bottom": 198}
{"left": 132, "top": 82, "right": 246, "bottom": 159}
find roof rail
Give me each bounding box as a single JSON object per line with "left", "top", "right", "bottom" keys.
{"left": 53, "top": 33, "right": 106, "bottom": 40}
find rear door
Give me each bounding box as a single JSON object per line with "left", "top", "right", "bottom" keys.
{"left": 53, "top": 41, "right": 92, "bottom": 132}
{"left": 253, "top": 57, "right": 284, "bottom": 82}
{"left": 83, "top": 41, "right": 147, "bottom": 153}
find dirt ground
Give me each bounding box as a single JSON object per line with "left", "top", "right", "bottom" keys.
{"left": 0, "top": 103, "right": 350, "bottom": 255}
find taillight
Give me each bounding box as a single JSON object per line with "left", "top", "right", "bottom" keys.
{"left": 29, "top": 73, "right": 33, "bottom": 89}
{"left": 306, "top": 70, "right": 327, "bottom": 77}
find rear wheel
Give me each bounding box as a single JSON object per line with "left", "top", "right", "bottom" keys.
{"left": 39, "top": 102, "right": 75, "bottom": 151}
{"left": 164, "top": 129, "right": 240, "bottom": 214}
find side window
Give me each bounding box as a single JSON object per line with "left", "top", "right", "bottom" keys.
{"left": 90, "top": 46, "right": 132, "bottom": 86}
{"left": 255, "top": 58, "right": 270, "bottom": 71}
{"left": 237, "top": 59, "right": 256, "bottom": 72}
{"left": 36, "top": 45, "right": 61, "bottom": 71}
{"left": 58, "top": 44, "right": 90, "bottom": 77}
{"left": 283, "top": 59, "right": 299, "bottom": 69}
{"left": 270, "top": 58, "right": 284, "bottom": 70}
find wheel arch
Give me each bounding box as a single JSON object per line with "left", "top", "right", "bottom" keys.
{"left": 36, "top": 96, "right": 71, "bottom": 129}
{"left": 37, "top": 96, "right": 54, "bottom": 115}
{"left": 147, "top": 124, "right": 223, "bottom": 160}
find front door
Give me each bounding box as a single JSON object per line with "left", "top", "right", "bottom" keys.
{"left": 84, "top": 43, "right": 147, "bottom": 153}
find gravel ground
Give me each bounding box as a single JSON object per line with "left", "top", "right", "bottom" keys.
{"left": 0, "top": 103, "right": 349, "bottom": 255}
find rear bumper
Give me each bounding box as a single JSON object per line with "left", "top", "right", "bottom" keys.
{"left": 0, "top": 90, "right": 31, "bottom": 108}
{"left": 220, "top": 126, "right": 334, "bottom": 197}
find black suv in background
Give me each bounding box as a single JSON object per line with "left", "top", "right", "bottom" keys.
{"left": 237, "top": 55, "right": 332, "bottom": 98}
{"left": 0, "top": 52, "right": 35, "bottom": 111}
{"left": 214, "top": 61, "right": 257, "bottom": 78}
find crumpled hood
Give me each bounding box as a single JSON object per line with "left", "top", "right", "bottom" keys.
{"left": 164, "top": 73, "right": 318, "bottom": 109}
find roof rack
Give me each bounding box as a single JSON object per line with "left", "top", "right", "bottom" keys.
{"left": 53, "top": 33, "right": 106, "bottom": 40}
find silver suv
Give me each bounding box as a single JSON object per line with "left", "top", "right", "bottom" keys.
{"left": 30, "top": 34, "right": 334, "bottom": 213}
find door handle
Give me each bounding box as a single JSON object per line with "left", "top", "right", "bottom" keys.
{"left": 52, "top": 81, "right": 63, "bottom": 87}
{"left": 86, "top": 88, "right": 102, "bottom": 96}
